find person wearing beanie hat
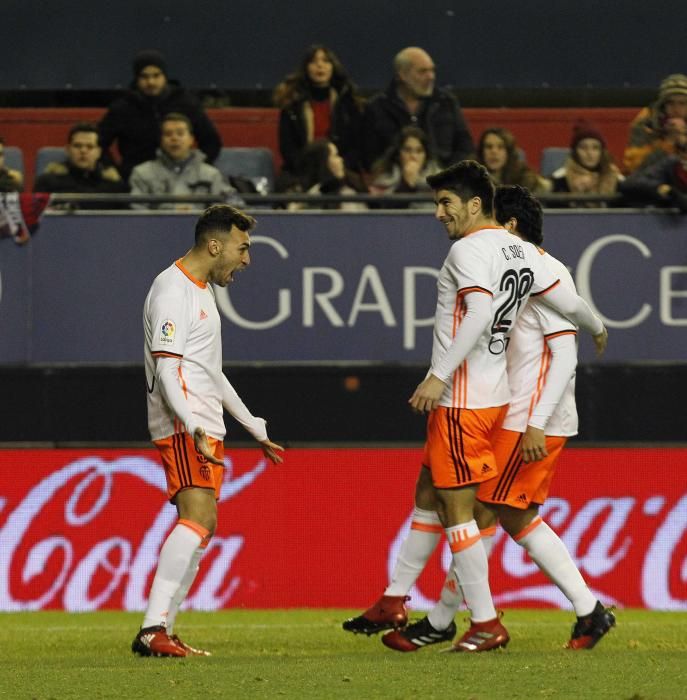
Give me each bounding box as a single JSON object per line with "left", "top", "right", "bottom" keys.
{"left": 624, "top": 73, "right": 687, "bottom": 174}
{"left": 551, "top": 120, "right": 623, "bottom": 207}
{"left": 98, "top": 50, "right": 221, "bottom": 180}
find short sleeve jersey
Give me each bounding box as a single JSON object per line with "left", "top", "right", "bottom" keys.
{"left": 430, "top": 227, "right": 560, "bottom": 409}
{"left": 144, "top": 260, "right": 225, "bottom": 441}
{"left": 503, "top": 251, "right": 578, "bottom": 436}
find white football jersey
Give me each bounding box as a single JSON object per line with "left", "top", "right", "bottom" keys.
{"left": 503, "top": 251, "right": 578, "bottom": 436}
{"left": 144, "top": 260, "right": 226, "bottom": 441}
{"left": 430, "top": 227, "right": 560, "bottom": 408}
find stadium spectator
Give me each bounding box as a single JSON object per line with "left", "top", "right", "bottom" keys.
{"left": 129, "top": 113, "right": 235, "bottom": 210}
{"left": 368, "top": 126, "right": 439, "bottom": 208}
{"left": 619, "top": 121, "right": 687, "bottom": 211}
{"left": 477, "top": 127, "right": 550, "bottom": 194}
{"left": 361, "top": 46, "right": 474, "bottom": 171}
{"left": 273, "top": 44, "right": 364, "bottom": 179}
{"left": 285, "top": 139, "right": 367, "bottom": 211}
{"left": 550, "top": 121, "right": 623, "bottom": 207}
{"left": 623, "top": 73, "right": 687, "bottom": 174}
{"left": 0, "top": 137, "right": 23, "bottom": 192}
{"left": 99, "top": 50, "right": 222, "bottom": 180}
{"left": 33, "top": 122, "right": 127, "bottom": 208}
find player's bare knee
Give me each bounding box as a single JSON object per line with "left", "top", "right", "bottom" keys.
{"left": 414, "top": 466, "right": 437, "bottom": 510}
{"left": 474, "top": 500, "right": 498, "bottom": 530}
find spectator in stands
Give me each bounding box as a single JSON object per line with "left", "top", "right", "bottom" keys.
{"left": 99, "top": 50, "right": 222, "bottom": 180}
{"left": 477, "top": 127, "right": 550, "bottom": 194}
{"left": 624, "top": 73, "right": 687, "bottom": 174}
{"left": 361, "top": 46, "right": 473, "bottom": 171}
{"left": 0, "top": 137, "right": 23, "bottom": 192}
{"left": 550, "top": 121, "right": 623, "bottom": 207}
{"left": 274, "top": 44, "right": 364, "bottom": 180}
{"left": 369, "top": 126, "right": 439, "bottom": 208}
{"left": 620, "top": 121, "right": 687, "bottom": 211}
{"left": 129, "top": 113, "right": 235, "bottom": 210}
{"left": 33, "top": 122, "right": 127, "bottom": 207}
{"left": 285, "top": 139, "right": 367, "bottom": 211}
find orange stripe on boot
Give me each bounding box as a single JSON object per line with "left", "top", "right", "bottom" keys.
{"left": 513, "top": 516, "right": 543, "bottom": 542}
{"left": 178, "top": 518, "right": 210, "bottom": 542}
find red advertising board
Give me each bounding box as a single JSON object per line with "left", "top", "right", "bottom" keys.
{"left": 0, "top": 448, "right": 685, "bottom": 611}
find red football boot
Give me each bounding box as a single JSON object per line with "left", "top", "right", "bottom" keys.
{"left": 445, "top": 614, "right": 510, "bottom": 653}
{"left": 131, "top": 625, "right": 187, "bottom": 657}
{"left": 342, "top": 595, "right": 410, "bottom": 635}
{"left": 382, "top": 617, "right": 457, "bottom": 652}
{"left": 169, "top": 634, "right": 212, "bottom": 656}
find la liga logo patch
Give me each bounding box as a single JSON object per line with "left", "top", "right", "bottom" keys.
{"left": 160, "top": 319, "right": 176, "bottom": 344}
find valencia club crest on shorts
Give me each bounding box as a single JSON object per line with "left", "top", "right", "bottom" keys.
{"left": 160, "top": 320, "right": 176, "bottom": 344}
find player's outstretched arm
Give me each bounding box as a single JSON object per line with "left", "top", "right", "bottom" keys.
{"left": 221, "top": 375, "right": 284, "bottom": 463}
{"left": 537, "top": 284, "right": 606, "bottom": 348}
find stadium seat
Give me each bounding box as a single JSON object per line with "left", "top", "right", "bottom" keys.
{"left": 3, "top": 146, "right": 24, "bottom": 176}
{"left": 539, "top": 147, "right": 570, "bottom": 178}
{"left": 214, "top": 147, "right": 275, "bottom": 192}
{"left": 35, "top": 146, "right": 66, "bottom": 175}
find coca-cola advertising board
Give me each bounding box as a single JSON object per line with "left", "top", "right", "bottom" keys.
{"left": 0, "top": 447, "right": 685, "bottom": 611}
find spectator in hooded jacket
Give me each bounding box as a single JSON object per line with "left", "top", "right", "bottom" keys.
{"left": 129, "top": 113, "right": 234, "bottom": 210}
{"left": 274, "top": 44, "right": 364, "bottom": 180}
{"left": 361, "top": 46, "right": 474, "bottom": 171}
{"left": 550, "top": 121, "right": 623, "bottom": 208}
{"left": 33, "top": 122, "right": 127, "bottom": 208}
{"left": 99, "top": 50, "right": 222, "bottom": 180}
{"left": 624, "top": 73, "right": 687, "bottom": 174}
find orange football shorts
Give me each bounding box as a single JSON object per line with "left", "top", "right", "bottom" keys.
{"left": 423, "top": 405, "right": 507, "bottom": 489}
{"left": 478, "top": 428, "right": 567, "bottom": 509}
{"left": 154, "top": 431, "right": 224, "bottom": 501}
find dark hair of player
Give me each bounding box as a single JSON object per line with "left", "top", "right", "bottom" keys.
{"left": 194, "top": 204, "right": 256, "bottom": 245}
{"left": 426, "top": 160, "right": 495, "bottom": 215}
{"left": 494, "top": 184, "right": 544, "bottom": 246}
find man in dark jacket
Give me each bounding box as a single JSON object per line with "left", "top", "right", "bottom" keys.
{"left": 362, "top": 47, "right": 474, "bottom": 171}
{"left": 33, "top": 122, "right": 128, "bottom": 208}
{"left": 98, "top": 50, "right": 222, "bottom": 180}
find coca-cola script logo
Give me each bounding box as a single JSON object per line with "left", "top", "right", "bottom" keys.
{"left": 0, "top": 453, "right": 268, "bottom": 611}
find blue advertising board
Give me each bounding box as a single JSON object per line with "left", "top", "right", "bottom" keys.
{"left": 0, "top": 210, "right": 686, "bottom": 364}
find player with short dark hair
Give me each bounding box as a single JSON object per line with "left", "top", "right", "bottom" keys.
{"left": 133, "top": 204, "right": 284, "bottom": 658}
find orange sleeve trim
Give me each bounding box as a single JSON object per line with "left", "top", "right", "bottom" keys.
{"left": 479, "top": 526, "right": 498, "bottom": 537}
{"left": 177, "top": 366, "right": 189, "bottom": 399}
{"left": 178, "top": 518, "right": 210, "bottom": 541}
{"left": 531, "top": 279, "right": 561, "bottom": 297}
{"left": 152, "top": 351, "right": 183, "bottom": 359}
{"left": 175, "top": 259, "right": 207, "bottom": 289}
{"left": 411, "top": 521, "right": 444, "bottom": 534}
{"left": 514, "top": 516, "right": 543, "bottom": 542}
{"left": 458, "top": 285, "right": 493, "bottom": 297}
{"left": 544, "top": 330, "right": 577, "bottom": 340}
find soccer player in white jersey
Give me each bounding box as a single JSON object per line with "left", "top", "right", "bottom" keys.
{"left": 344, "top": 162, "right": 607, "bottom": 652}
{"left": 132, "top": 204, "right": 284, "bottom": 658}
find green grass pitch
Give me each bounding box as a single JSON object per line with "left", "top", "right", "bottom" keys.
{"left": 1, "top": 609, "right": 685, "bottom": 699}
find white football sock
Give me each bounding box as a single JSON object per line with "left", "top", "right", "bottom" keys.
{"left": 515, "top": 517, "right": 597, "bottom": 617}
{"left": 444, "top": 520, "right": 496, "bottom": 623}
{"left": 165, "top": 545, "right": 205, "bottom": 634}
{"left": 142, "top": 520, "right": 206, "bottom": 629}
{"left": 428, "top": 525, "right": 496, "bottom": 630}
{"left": 384, "top": 507, "right": 442, "bottom": 596}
